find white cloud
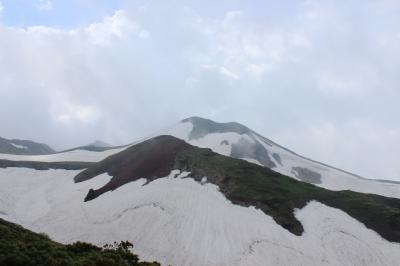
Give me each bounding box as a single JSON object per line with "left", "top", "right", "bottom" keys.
{"left": 1, "top": 2, "right": 400, "bottom": 180}
{"left": 84, "top": 10, "right": 141, "bottom": 45}
{"left": 219, "top": 67, "right": 239, "bottom": 80}
{"left": 36, "top": 0, "right": 53, "bottom": 11}
{"left": 0, "top": 1, "right": 4, "bottom": 16}
{"left": 51, "top": 102, "right": 100, "bottom": 124}
{"left": 10, "top": 9, "right": 145, "bottom": 46}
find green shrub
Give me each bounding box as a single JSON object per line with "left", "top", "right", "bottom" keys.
{"left": 0, "top": 218, "right": 160, "bottom": 266}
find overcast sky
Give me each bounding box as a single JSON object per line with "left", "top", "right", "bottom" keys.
{"left": 0, "top": 0, "right": 399, "bottom": 180}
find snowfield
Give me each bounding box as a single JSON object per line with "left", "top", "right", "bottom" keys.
{"left": 164, "top": 120, "right": 400, "bottom": 199}
{"left": 1, "top": 167, "right": 399, "bottom": 266}
{"left": 0, "top": 147, "right": 125, "bottom": 162}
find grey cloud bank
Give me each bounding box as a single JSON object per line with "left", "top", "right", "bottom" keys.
{"left": 0, "top": 0, "right": 399, "bottom": 180}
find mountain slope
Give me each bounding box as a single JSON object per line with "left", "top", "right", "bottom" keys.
{"left": 2, "top": 166, "right": 400, "bottom": 265}
{"left": 163, "top": 117, "right": 400, "bottom": 198}
{"left": 0, "top": 136, "right": 54, "bottom": 155}
{"left": 75, "top": 135, "right": 400, "bottom": 243}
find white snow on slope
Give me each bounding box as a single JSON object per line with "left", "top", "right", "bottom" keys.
{"left": 10, "top": 143, "right": 28, "bottom": 149}
{"left": 252, "top": 133, "right": 400, "bottom": 198}
{"left": 1, "top": 167, "right": 399, "bottom": 266}
{"left": 0, "top": 147, "right": 125, "bottom": 162}
{"left": 164, "top": 121, "right": 400, "bottom": 199}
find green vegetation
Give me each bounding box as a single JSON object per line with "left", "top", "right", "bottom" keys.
{"left": 75, "top": 135, "right": 400, "bottom": 243}
{"left": 175, "top": 146, "right": 400, "bottom": 242}
{"left": 0, "top": 218, "right": 160, "bottom": 266}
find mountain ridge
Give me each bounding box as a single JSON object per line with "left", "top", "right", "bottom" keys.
{"left": 75, "top": 135, "right": 400, "bottom": 243}
{"left": 0, "top": 136, "right": 54, "bottom": 155}
{"left": 181, "top": 116, "right": 398, "bottom": 183}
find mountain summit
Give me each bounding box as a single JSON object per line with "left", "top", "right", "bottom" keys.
{"left": 162, "top": 116, "right": 400, "bottom": 198}
{"left": 88, "top": 140, "right": 112, "bottom": 148}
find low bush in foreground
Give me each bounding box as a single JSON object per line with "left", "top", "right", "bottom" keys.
{"left": 0, "top": 218, "right": 160, "bottom": 266}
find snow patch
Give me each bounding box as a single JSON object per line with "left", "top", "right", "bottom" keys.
{"left": 11, "top": 143, "right": 28, "bottom": 149}
{"left": 241, "top": 157, "right": 263, "bottom": 166}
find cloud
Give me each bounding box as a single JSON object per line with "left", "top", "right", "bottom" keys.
{"left": 0, "top": 9, "right": 149, "bottom": 147}
{"left": 49, "top": 91, "right": 101, "bottom": 124}
{"left": 11, "top": 9, "right": 144, "bottom": 45}
{"left": 83, "top": 10, "right": 144, "bottom": 45}
{"left": 1, "top": 1, "right": 400, "bottom": 180}
{"left": 0, "top": 1, "right": 3, "bottom": 16}
{"left": 36, "top": 0, "right": 53, "bottom": 11}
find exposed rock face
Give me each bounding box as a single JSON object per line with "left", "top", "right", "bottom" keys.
{"left": 272, "top": 153, "right": 282, "bottom": 166}
{"left": 0, "top": 136, "right": 54, "bottom": 155}
{"left": 291, "top": 167, "right": 322, "bottom": 184}
{"left": 230, "top": 138, "right": 276, "bottom": 168}
{"left": 182, "top": 116, "right": 276, "bottom": 168}
{"left": 182, "top": 117, "right": 253, "bottom": 140}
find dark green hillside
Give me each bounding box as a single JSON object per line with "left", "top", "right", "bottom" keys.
{"left": 175, "top": 146, "right": 400, "bottom": 241}
{"left": 0, "top": 218, "right": 160, "bottom": 266}
{"left": 76, "top": 135, "right": 400, "bottom": 243}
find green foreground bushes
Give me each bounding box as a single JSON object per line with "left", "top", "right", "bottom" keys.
{"left": 0, "top": 218, "right": 160, "bottom": 266}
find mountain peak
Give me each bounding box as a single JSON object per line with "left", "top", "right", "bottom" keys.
{"left": 88, "top": 140, "right": 111, "bottom": 148}
{"left": 181, "top": 116, "right": 252, "bottom": 140}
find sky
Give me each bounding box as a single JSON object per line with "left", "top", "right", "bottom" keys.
{"left": 0, "top": 0, "right": 399, "bottom": 181}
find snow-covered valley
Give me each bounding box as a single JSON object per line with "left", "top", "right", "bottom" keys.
{"left": 1, "top": 167, "right": 399, "bottom": 266}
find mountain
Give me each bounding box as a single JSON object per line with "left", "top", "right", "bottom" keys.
{"left": 76, "top": 135, "right": 400, "bottom": 242}
{"left": 1, "top": 117, "right": 400, "bottom": 265}
{"left": 88, "top": 140, "right": 112, "bottom": 148}
{"left": 0, "top": 136, "right": 54, "bottom": 155}
{"left": 163, "top": 117, "right": 400, "bottom": 198}
{"left": 59, "top": 141, "right": 125, "bottom": 153}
